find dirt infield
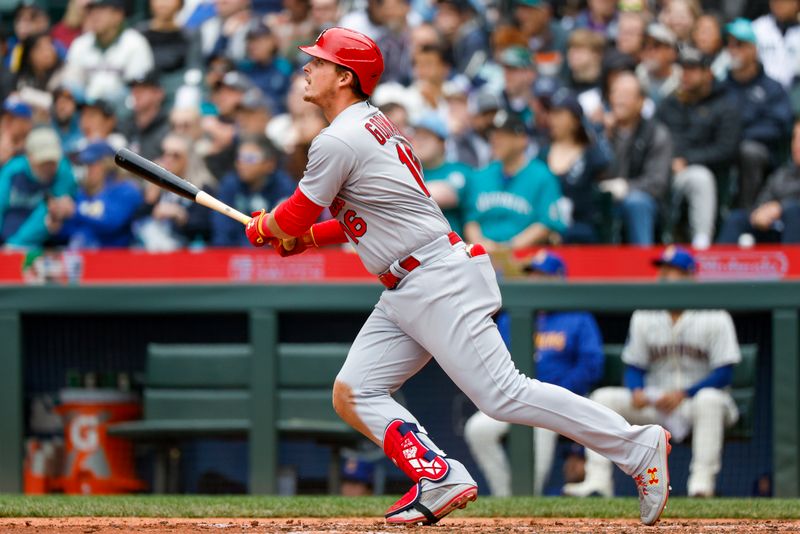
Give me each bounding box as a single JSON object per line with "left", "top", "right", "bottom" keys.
{"left": 2, "top": 518, "right": 799, "bottom": 533}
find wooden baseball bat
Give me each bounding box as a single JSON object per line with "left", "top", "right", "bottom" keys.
{"left": 114, "top": 147, "right": 251, "bottom": 225}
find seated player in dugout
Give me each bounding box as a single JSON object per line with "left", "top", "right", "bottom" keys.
{"left": 564, "top": 246, "right": 741, "bottom": 498}
{"left": 465, "top": 251, "right": 605, "bottom": 496}
{"left": 244, "top": 27, "right": 672, "bottom": 526}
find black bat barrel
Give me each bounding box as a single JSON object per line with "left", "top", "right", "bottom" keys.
{"left": 114, "top": 147, "right": 200, "bottom": 201}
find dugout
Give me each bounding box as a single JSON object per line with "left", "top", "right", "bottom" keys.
{"left": 0, "top": 281, "right": 798, "bottom": 497}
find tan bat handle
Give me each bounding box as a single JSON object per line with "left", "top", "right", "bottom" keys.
{"left": 196, "top": 190, "right": 252, "bottom": 225}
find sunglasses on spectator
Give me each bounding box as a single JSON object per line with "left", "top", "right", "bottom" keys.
{"left": 162, "top": 150, "right": 186, "bottom": 159}
{"left": 171, "top": 121, "right": 193, "bottom": 130}
{"left": 238, "top": 153, "right": 265, "bottom": 164}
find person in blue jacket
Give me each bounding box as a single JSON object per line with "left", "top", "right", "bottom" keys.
{"left": 46, "top": 141, "right": 144, "bottom": 248}
{"left": 464, "top": 251, "right": 605, "bottom": 496}
{"left": 211, "top": 135, "right": 295, "bottom": 247}
{"left": 0, "top": 127, "right": 76, "bottom": 248}
{"left": 237, "top": 21, "right": 293, "bottom": 114}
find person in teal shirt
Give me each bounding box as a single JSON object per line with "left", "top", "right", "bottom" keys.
{"left": 0, "top": 128, "right": 76, "bottom": 248}
{"left": 412, "top": 114, "right": 472, "bottom": 234}
{"left": 463, "top": 112, "right": 566, "bottom": 250}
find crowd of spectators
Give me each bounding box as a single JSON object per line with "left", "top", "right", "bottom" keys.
{"left": 1, "top": 0, "right": 799, "bottom": 252}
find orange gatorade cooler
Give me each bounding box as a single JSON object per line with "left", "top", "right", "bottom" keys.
{"left": 56, "top": 389, "right": 145, "bottom": 494}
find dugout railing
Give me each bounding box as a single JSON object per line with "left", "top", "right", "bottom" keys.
{"left": 0, "top": 281, "right": 798, "bottom": 496}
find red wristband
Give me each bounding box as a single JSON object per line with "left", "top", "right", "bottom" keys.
{"left": 309, "top": 219, "right": 348, "bottom": 247}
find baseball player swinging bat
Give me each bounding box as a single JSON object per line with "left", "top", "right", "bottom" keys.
{"left": 114, "top": 147, "right": 251, "bottom": 225}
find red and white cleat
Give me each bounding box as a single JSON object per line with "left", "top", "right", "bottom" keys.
{"left": 384, "top": 482, "right": 478, "bottom": 525}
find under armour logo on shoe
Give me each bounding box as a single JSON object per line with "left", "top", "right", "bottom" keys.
{"left": 648, "top": 468, "right": 659, "bottom": 485}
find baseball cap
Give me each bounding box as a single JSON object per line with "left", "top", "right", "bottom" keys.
{"left": 652, "top": 245, "right": 697, "bottom": 273}
{"left": 128, "top": 70, "right": 161, "bottom": 88}
{"left": 82, "top": 98, "right": 116, "bottom": 118}
{"left": 216, "top": 71, "right": 254, "bottom": 92}
{"left": 474, "top": 90, "right": 502, "bottom": 114}
{"left": 646, "top": 23, "right": 677, "bottom": 47}
{"left": 678, "top": 46, "right": 711, "bottom": 68}
{"left": 726, "top": 18, "right": 757, "bottom": 44}
{"left": 25, "top": 128, "right": 63, "bottom": 164}
{"left": 414, "top": 114, "right": 449, "bottom": 140}
{"left": 3, "top": 97, "right": 33, "bottom": 120}
{"left": 74, "top": 141, "right": 115, "bottom": 165}
{"left": 238, "top": 88, "right": 272, "bottom": 112}
{"left": 14, "top": 0, "right": 47, "bottom": 15}
{"left": 86, "top": 0, "right": 126, "bottom": 9}
{"left": 491, "top": 110, "right": 528, "bottom": 135}
{"left": 498, "top": 46, "right": 534, "bottom": 69}
{"left": 246, "top": 20, "right": 272, "bottom": 39}
{"left": 549, "top": 88, "right": 583, "bottom": 118}
{"left": 523, "top": 250, "right": 567, "bottom": 276}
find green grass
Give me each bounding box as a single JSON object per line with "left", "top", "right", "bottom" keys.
{"left": 0, "top": 495, "right": 798, "bottom": 519}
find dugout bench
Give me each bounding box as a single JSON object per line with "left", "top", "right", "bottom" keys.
{"left": 108, "top": 342, "right": 361, "bottom": 493}
{"left": 599, "top": 343, "right": 758, "bottom": 439}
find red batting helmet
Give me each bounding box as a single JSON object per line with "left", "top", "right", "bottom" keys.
{"left": 298, "top": 27, "right": 384, "bottom": 96}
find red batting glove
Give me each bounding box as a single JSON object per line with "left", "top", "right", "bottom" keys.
{"left": 245, "top": 209, "right": 276, "bottom": 247}
{"left": 272, "top": 233, "right": 312, "bottom": 257}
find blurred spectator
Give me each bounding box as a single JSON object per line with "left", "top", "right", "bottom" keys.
{"left": 407, "top": 44, "right": 451, "bottom": 122}
{"left": 615, "top": 10, "right": 647, "bottom": 62}
{"left": 7, "top": 0, "right": 55, "bottom": 67}
{"left": 51, "top": 0, "right": 90, "bottom": 49}
{"left": 340, "top": 456, "right": 374, "bottom": 496}
{"left": 565, "top": 247, "right": 741, "bottom": 498}
{"left": 498, "top": 46, "right": 536, "bottom": 126}
{"left": 63, "top": 0, "right": 155, "bottom": 105}
{"left": 463, "top": 112, "right": 566, "bottom": 251}
{"left": 656, "top": 47, "right": 740, "bottom": 249}
{"left": 239, "top": 21, "right": 292, "bottom": 113}
{"left": 136, "top": 133, "right": 216, "bottom": 250}
{"left": 410, "top": 21, "right": 444, "bottom": 57}
{"left": 659, "top": 0, "right": 700, "bottom": 47}
{"left": 47, "top": 141, "right": 143, "bottom": 248}
{"left": 573, "top": 0, "right": 618, "bottom": 40}
{"left": 753, "top": 0, "right": 800, "bottom": 89}
{"left": 514, "top": 0, "right": 568, "bottom": 61}
{"left": 529, "top": 74, "right": 563, "bottom": 147}
{"left": 179, "top": 0, "right": 217, "bottom": 30}
{"left": 169, "top": 106, "right": 205, "bottom": 141}
{"left": 0, "top": 127, "right": 76, "bottom": 248}
{"left": 541, "top": 88, "right": 610, "bottom": 243}
{"left": 51, "top": 84, "right": 84, "bottom": 152}
{"left": 201, "top": 0, "right": 257, "bottom": 62}
{"left": 79, "top": 98, "right": 123, "bottom": 147}
{"left": 204, "top": 54, "right": 236, "bottom": 100}
{"left": 636, "top": 23, "right": 680, "bottom": 107}
{"left": 266, "top": 0, "right": 315, "bottom": 64}
{"left": 211, "top": 135, "right": 294, "bottom": 246}
{"left": 718, "top": 119, "right": 800, "bottom": 244}
{"left": 310, "top": 0, "right": 341, "bottom": 33}
{"left": 266, "top": 75, "right": 326, "bottom": 179}
{"left": 603, "top": 72, "right": 672, "bottom": 245}
{"left": 13, "top": 32, "right": 65, "bottom": 93}
{"left": 724, "top": 18, "right": 793, "bottom": 210}
{"left": 448, "top": 89, "right": 500, "bottom": 169}
{"left": 339, "top": 0, "right": 384, "bottom": 42}
{"left": 375, "top": 0, "right": 414, "bottom": 86}
{"left": 412, "top": 114, "right": 471, "bottom": 233}
{"left": 204, "top": 71, "right": 253, "bottom": 178}
{"left": 0, "top": 98, "right": 34, "bottom": 164}
{"left": 235, "top": 87, "right": 273, "bottom": 136}
{"left": 121, "top": 71, "right": 171, "bottom": 161}
{"left": 692, "top": 13, "right": 731, "bottom": 81}
{"left": 138, "top": 0, "right": 203, "bottom": 94}
{"left": 565, "top": 29, "right": 605, "bottom": 117}
{"left": 465, "top": 251, "right": 604, "bottom": 496}
{"left": 433, "top": 0, "right": 488, "bottom": 81}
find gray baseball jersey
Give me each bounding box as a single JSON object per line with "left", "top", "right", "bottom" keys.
{"left": 622, "top": 310, "right": 741, "bottom": 390}
{"left": 298, "top": 101, "right": 450, "bottom": 275}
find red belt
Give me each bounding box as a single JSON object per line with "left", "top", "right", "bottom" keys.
{"left": 378, "top": 232, "right": 462, "bottom": 290}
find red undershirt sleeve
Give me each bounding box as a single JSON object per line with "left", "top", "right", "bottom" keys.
{"left": 309, "top": 218, "right": 348, "bottom": 246}
{"left": 273, "top": 188, "right": 325, "bottom": 237}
